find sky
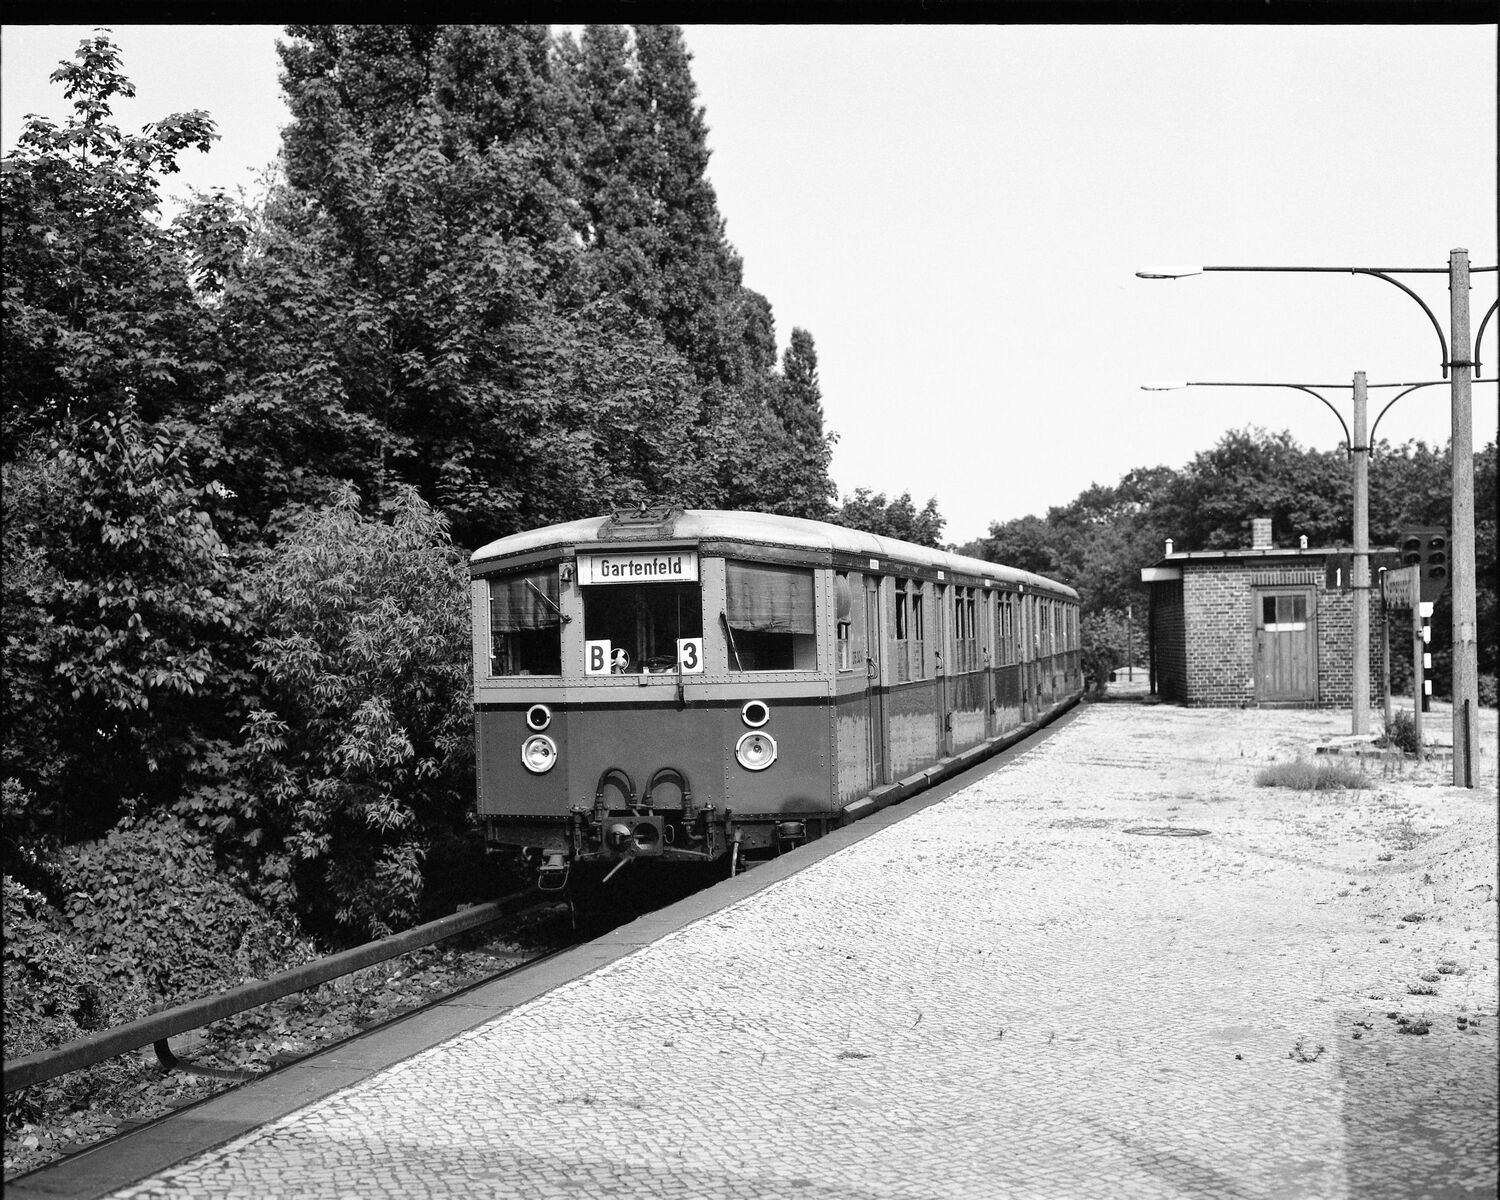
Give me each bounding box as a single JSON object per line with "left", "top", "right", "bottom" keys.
{"left": 2, "top": 23, "right": 1496, "bottom": 546}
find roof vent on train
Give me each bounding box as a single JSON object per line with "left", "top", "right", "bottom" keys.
{"left": 601, "top": 503, "right": 684, "bottom": 540}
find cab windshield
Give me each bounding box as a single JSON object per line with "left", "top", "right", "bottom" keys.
{"left": 583, "top": 583, "right": 703, "bottom": 673}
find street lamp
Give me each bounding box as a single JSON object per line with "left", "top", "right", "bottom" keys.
{"left": 1138, "top": 251, "right": 1497, "bottom": 786}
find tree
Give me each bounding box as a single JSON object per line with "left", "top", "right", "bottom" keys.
{"left": 766, "top": 327, "right": 837, "bottom": 519}
{"left": 2, "top": 410, "right": 248, "bottom": 846}
{"left": 1159, "top": 426, "right": 1348, "bottom": 551}
{"left": 1, "top": 33, "right": 221, "bottom": 453}
{"left": 231, "top": 23, "right": 782, "bottom": 548}
{"left": 972, "top": 513, "right": 1064, "bottom": 580}
{"left": 232, "top": 485, "right": 473, "bottom": 943}
{"left": 831, "top": 489, "right": 946, "bottom": 548}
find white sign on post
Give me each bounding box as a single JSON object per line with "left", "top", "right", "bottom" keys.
{"left": 584, "top": 640, "right": 612, "bottom": 675}
{"left": 1382, "top": 565, "right": 1420, "bottom": 609}
{"left": 677, "top": 638, "right": 704, "bottom": 674}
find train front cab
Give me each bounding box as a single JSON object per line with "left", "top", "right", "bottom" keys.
{"left": 473, "top": 541, "right": 843, "bottom": 887}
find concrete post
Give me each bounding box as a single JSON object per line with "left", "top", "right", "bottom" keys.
{"left": 1448, "top": 249, "right": 1477, "bottom": 787}
{"left": 1352, "top": 371, "right": 1370, "bottom": 735}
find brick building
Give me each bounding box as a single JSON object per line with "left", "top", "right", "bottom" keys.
{"left": 1141, "top": 518, "right": 1396, "bottom": 708}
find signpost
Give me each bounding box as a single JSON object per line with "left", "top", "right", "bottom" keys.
{"left": 1381, "top": 565, "right": 1426, "bottom": 750}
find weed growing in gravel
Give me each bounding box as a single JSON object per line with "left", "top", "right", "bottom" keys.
{"left": 1407, "top": 982, "right": 1438, "bottom": 995}
{"left": 1377, "top": 710, "right": 1422, "bottom": 755}
{"left": 1288, "top": 1037, "right": 1326, "bottom": 1062}
{"left": 1255, "top": 759, "right": 1370, "bottom": 791}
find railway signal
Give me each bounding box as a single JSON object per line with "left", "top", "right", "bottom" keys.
{"left": 1399, "top": 526, "right": 1449, "bottom": 604}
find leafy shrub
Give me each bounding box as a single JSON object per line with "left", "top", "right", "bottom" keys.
{"left": 1, "top": 412, "right": 249, "bottom": 846}
{"left": 2, "top": 876, "right": 145, "bottom": 1064}
{"left": 1255, "top": 759, "right": 1370, "bottom": 791}
{"left": 1480, "top": 674, "right": 1497, "bottom": 709}
{"left": 58, "top": 813, "right": 310, "bottom": 1005}
{"left": 1080, "top": 610, "right": 1126, "bottom": 696}
{"left": 232, "top": 484, "right": 474, "bottom": 944}
{"left": 1378, "top": 710, "right": 1422, "bottom": 755}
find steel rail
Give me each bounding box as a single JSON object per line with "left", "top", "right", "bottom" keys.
{"left": 3, "top": 891, "right": 534, "bottom": 1095}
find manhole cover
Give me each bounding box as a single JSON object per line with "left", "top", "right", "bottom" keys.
{"left": 1124, "top": 826, "right": 1211, "bottom": 837}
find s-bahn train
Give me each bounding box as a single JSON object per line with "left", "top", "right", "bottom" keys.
{"left": 470, "top": 507, "right": 1082, "bottom": 889}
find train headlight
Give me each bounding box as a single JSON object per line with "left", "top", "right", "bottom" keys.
{"left": 735, "top": 731, "right": 777, "bottom": 771}
{"left": 520, "top": 734, "right": 558, "bottom": 774}
{"left": 525, "top": 704, "right": 552, "bottom": 731}
{"left": 741, "top": 699, "right": 770, "bottom": 728}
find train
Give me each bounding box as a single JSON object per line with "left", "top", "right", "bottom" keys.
{"left": 470, "top": 507, "right": 1082, "bottom": 890}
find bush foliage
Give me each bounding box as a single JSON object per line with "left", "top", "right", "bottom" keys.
{"left": 229, "top": 485, "right": 474, "bottom": 943}
{"left": 58, "top": 813, "right": 310, "bottom": 1004}
{"left": 1, "top": 875, "right": 141, "bottom": 1063}
{"left": 1379, "top": 710, "right": 1422, "bottom": 755}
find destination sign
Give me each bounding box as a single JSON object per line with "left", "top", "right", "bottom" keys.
{"left": 577, "top": 551, "right": 699, "bottom": 586}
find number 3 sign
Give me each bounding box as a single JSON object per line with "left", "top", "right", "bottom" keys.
{"left": 677, "top": 638, "right": 703, "bottom": 674}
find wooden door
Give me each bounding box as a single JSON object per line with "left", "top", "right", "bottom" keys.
{"left": 1254, "top": 589, "right": 1316, "bottom": 702}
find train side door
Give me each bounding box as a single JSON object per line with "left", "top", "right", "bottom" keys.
{"left": 984, "top": 590, "right": 997, "bottom": 738}
{"left": 1021, "top": 593, "right": 1035, "bottom": 721}
{"left": 863, "top": 576, "right": 887, "bottom": 785}
{"left": 935, "top": 583, "right": 952, "bottom": 756}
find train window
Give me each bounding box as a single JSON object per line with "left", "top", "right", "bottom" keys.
{"left": 835, "top": 572, "right": 854, "bottom": 671}
{"left": 1003, "top": 594, "right": 1018, "bottom": 665}
{"left": 489, "top": 568, "right": 563, "bottom": 676}
{"left": 725, "top": 561, "right": 817, "bottom": 671}
{"left": 893, "top": 578, "right": 927, "bottom": 682}
{"left": 583, "top": 581, "right": 702, "bottom": 673}
{"left": 953, "top": 586, "right": 978, "bottom": 672}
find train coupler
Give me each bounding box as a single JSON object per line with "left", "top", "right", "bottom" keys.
{"left": 775, "top": 820, "right": 807, "bottom": 853}
{"left": 537, "top": 852, "right": 570, "bottom": 892}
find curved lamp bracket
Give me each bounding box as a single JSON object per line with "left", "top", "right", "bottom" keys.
{"left": 1280, "top": 384, "right": 1352, "bottom": 454}
{"left": 1476, "top": 299, "right": 1497, "bottom": 378}
{"left": 1350, "top": 269, "right": 1450, "bottom": 378}
{"left": 1369, "top": 382, "right": 1437, "bottom": 453}
{"left": 1369, "top": 376, "right": 1500, "bottom": 453}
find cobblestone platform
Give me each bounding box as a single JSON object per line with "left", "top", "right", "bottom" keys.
{"left": 108, "top": 703, "right": 1498, "bottom": 1199}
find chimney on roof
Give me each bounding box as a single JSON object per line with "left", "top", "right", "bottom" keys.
{"left": 1251, "top": 518, "right": 1272, "bottom": 550}
{"left": 1165, "top": 538, "right": 1174, "bottom": 555}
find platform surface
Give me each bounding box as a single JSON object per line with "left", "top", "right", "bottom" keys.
{"left": 24, "top": 701, "right": 1500, "bottom": 1199}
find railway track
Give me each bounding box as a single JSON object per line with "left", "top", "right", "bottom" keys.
{"left": 5, "top": 868, "right": 721, "bottom": 1182}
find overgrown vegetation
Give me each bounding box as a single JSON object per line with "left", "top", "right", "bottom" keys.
{"left": 1377, "top": 710, "right": 1423, "bottom": 755}
{"left": 232, "top": 485, "right": 474, "bottom": 942}
{"left": 1254, "top": 759, "right": 1371, "bottom": 791}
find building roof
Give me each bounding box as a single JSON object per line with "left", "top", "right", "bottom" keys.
{"left": 1141, "top": 544, "right": 1400, "bottom": 582}
{"left": 1143, "top": 544, "right": 1399, "bottom": 570}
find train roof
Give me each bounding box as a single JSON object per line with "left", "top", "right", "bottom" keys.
{"left": 470, "top": 509, "right": 1078, "bottom": 600}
